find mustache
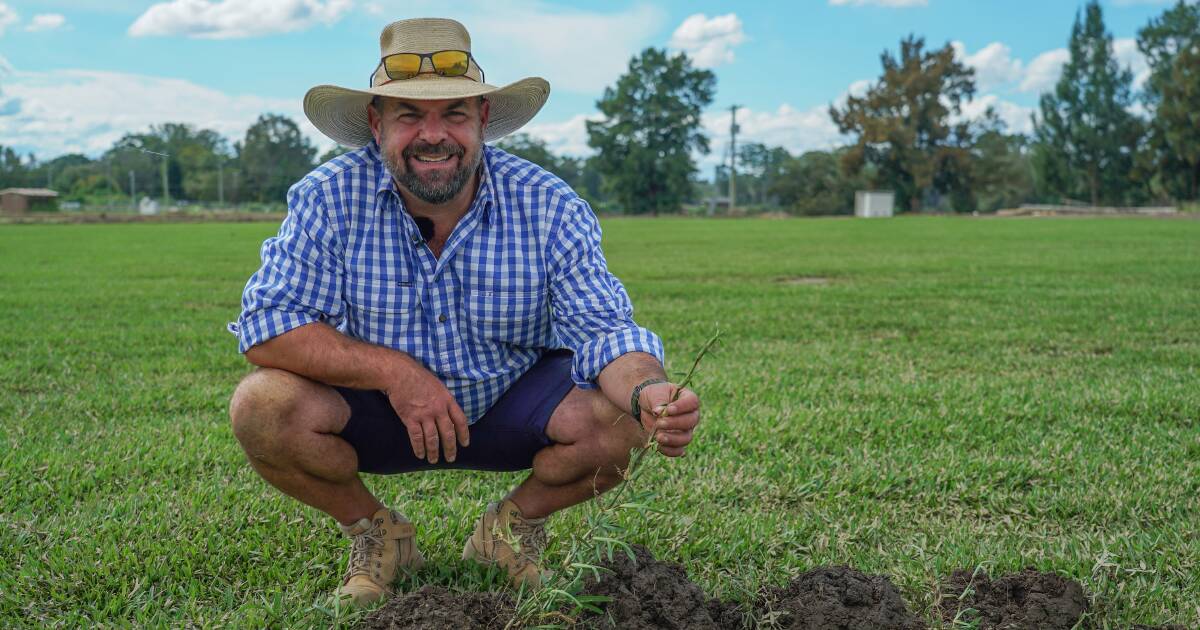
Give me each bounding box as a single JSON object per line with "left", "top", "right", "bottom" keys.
{"left": 403, "top": 142, "right": 464, "bottom": 160}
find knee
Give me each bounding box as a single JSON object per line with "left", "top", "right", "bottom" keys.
{"left": 590, "top": 400, "right": 646, "bottom": 471}
{"left": 228, "top": 368, "right": 312, "bottom": 450}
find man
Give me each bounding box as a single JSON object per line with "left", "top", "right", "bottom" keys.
{"left": 227, "top": 17, "right": 700, "bottom": 606}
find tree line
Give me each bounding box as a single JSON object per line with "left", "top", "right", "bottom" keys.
{"left": 1, "top": 0, "right": 1196, "bottom": 215}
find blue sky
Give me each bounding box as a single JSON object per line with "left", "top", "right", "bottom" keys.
{"left": 0, "top": 0, "right": 1180, "bottom": 174}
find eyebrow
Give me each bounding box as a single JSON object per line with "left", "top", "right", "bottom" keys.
{"left": 393, "top": 100, "right": 470, "bottom": 115}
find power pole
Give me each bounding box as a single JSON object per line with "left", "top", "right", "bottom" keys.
{"left": 728, "top": 104, "right": 741, "bottom": 214}
{"left": 217, "top": 160, "right": 224, "bottom": 207}
{"left": 129, "top": 170, "right": 136, "bottom": 211}
{"left": 140, "top": 149, "right": 170, "bottom": 209}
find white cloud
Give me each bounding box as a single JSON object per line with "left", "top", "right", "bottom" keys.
{"left": 952, "top": 41, "right": 1024, "bottom": 91}
{"left": 829, "top": 0, "right": 927, "bottom": 6}
{"left": 1113, "top": 37, "right": 1150, "bottom": 88}
{"left": 1020, "top": 48, "right": 1069, "bottom": 92}
{"left": 26, "top": 14, "right": 66, "bottom": 32}
{"left": 959, "top": 94, "right": 1035, "bottom": 134}
{"left": 0, "top": 63, "right": 333, "bottom": 158}
{"left": 668, "top": 13, "right": 746, "bottom": 68}
{"left": 128, "top": 0, "right": 353, "bottom": 39}
{"left": 0, "top": 2, "right": 18, "bottom": 36}
{"left": 472, "top": 4, "right": 666, "bottom": 94}
{"left": 522, "top": 113, "right": 602, "bottom": 157}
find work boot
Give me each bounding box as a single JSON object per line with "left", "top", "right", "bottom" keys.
{"left": 461, "top": 499, "right": 548, "bottom": 589}
{"left": 336, "top": 507, "right": 424, "bottom": 606}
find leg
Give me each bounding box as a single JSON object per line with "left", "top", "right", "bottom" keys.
{"left": 506, "top": 387, "right": 646, "bottom": 519}
{"left": 228, "top": 367, "right": 382, "bottom": 525}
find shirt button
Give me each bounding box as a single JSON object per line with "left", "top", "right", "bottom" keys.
{"left": 438, "top": 314, "right": 447, "bottom": 323}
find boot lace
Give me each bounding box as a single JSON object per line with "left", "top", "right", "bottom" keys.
{"left": 344, "top": 529, "right": 384, "bottom": 581}
{"left": 507, "top": 518, "right": 548, "bottom": 567}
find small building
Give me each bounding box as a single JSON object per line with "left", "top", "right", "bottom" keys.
{"left": 855, "top": 190, "right": 894, "bottom": 218}
{"left": 1, "top": 188, "right": 59, "bottom": 214}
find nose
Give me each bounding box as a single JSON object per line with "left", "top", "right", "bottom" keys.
{"left": 416, "top": 112, "right": 448, "bottom": 146}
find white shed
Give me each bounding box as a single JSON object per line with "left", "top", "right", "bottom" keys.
{"left": 855, "top": 191, "right": 895, "bottom": 218}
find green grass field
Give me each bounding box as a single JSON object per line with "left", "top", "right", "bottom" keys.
{"left": 1, "top": 217, "right": 1197, "bottom": 628}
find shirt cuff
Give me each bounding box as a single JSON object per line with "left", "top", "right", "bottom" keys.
{"left": 571, "top": 326, "right": 665, "bottom": 389}
{"left": 233, "top": 307, "right": 322, "bottom": 353}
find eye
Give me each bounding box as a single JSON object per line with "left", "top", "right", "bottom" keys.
{"left": 398, "top": 113, "right": 420, "bottom": 122}
{"left": 446, "top": 111, "right": 468, "bottom": 121}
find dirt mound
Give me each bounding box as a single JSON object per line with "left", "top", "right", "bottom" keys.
{"left": 579, "top": 545, "right": 742, "bottom": 629}
{"left": 757, "top": 566, "right": 923, "bottom": 630}
{"left": 939, "top": 568, "right": 1087, "bottom": 630}
{"left": 359, "top": 585, "right": 513, "bottom": 630}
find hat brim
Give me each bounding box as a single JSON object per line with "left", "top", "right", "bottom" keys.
{"left": 303, "top": 76, "right": 550, "bottom": 147}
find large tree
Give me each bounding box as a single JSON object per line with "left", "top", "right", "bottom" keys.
{"left": 1032, "top": 0, "right": 1142, "bottom": 206}
{"left": 830, "top": 36, "right": 978, "bottom": 213}
{"left": 1137, "top": 0, "right": 1200, "bottom": 201}
{"left": 770, "top": 149, "right": 866, "bottom": 215}
{"left": 586, "top": 48, "right": 715, "bottom": 215}
{"left": 237, "top": 114, "right": 317, "bottom": 204}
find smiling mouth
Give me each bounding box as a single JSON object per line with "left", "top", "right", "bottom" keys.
{"left": 412, "top": 154, "right": 453, "bottom": 163}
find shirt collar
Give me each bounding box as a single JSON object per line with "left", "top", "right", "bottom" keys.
{"left": 369, "top": 140, "right": 497, "bottom": 226}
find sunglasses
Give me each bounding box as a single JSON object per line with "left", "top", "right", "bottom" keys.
{"left": 371, "top": 50, "right": 485, "bottom": 85}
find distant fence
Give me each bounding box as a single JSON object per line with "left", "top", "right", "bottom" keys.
{"left": 1002, "top": 204, "right": 1178, "bottom": 217}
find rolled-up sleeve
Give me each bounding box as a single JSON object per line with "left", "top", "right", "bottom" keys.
{"left": 547, "top": 198, "right": 664, "bottom": 389}
{"left": 233, "top": 180, "right": 344, "bottom": 353}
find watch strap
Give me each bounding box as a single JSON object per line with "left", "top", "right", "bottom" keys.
{"left": 630, "top": 378, "right": 669, "bottom": 424}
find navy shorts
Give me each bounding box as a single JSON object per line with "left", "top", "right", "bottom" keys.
{"left": 334, "top": 349, "right": 575, "bottom": 474}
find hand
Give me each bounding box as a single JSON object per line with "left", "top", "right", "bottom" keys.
{"left": 638, "top": 383, "right": 700, "bottom": 457}
{"left": 383, "top": 360, "right": 470, "bottom": 464}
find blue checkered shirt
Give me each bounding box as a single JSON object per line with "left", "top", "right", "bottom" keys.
{"left": 230, "top": 142, "right": 663, "bottom": 423}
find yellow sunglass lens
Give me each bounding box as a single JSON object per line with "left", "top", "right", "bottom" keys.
{"left": 431, "top": 51, "right": 469, "bottom": 76}
{"left": 384, "top": 54, "right": 422, "bottom": 78}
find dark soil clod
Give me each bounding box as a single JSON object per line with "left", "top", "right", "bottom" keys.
{"left": 756, "top": 566, "right": 924, "bottom": 630}
{"left": 579, "top": 544, "right": 742, "bottom": 629}
{"left": 360, "top": 585, "right": 513, "bottom": 630}
{"left": 939, "top": 568, "right": 1087, "bottom": 630}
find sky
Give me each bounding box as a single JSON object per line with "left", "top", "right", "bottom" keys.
{"left": 0, "top": 0, "right": 1182, "bottom": 177}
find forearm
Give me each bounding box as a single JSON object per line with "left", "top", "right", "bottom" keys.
{"left": 243, "top": 321, "right": 419, "bottom": 391}
{"left": 595, "top": 351, "right": 667, "bottom": 415}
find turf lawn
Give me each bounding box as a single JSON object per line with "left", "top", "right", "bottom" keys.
{"left": 1, "top": 216, "right": 1197, "bottom": 628}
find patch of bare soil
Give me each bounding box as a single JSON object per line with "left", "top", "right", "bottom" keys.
{"left": 775, "top": 276, "right": 832, "bottom": 285}
{"left": 359, "top": 585, "right": 512, "bottom": 630}
{"left": 360, "top": 551, "right": 1181, "bottom": 630}
{"left": 756, "top": 566, "right": 923, "bottom": 630}
{"left": 578, "top": 545, "right": 742, "bottom": 629}
{"left": 939, "top": 568, "right": 1087, "bottom": 630}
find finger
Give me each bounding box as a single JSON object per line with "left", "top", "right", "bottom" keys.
{"left": 656, "top": 429, "right": 694, "bottom": 449}
{"left": 654, "top": 412, "right": 699, "bottom": 432}
{"left": 436, "top": 412, "right": 458, "bottom": 463}
{"left": 449, "top": 401, "right": 470, "bottom": 447}
{"left": 405, "top": 420, "right": 425, "bottom": 460}
{"left": 654, "top": 389, "right": 699, "bottom": 416}
{"left": 421, "top": 418, "right": 440, "bottom": 464}
{"left": 658, "top": 445, "right": 686, "bottom": 457}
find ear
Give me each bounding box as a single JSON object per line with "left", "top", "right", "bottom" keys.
{"left": 367, "top": 99, "right": 384, "bottom": 144}
{"left": 479, "top": 97, "right": 491, "bottom": 133}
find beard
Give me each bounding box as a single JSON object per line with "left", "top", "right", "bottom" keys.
{"left": 381, "top": 132, "right": 483, "bottom": 205}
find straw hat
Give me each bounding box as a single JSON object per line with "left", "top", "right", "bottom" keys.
{"left": 303, "top": 18, "right": 550, "bottom": 147}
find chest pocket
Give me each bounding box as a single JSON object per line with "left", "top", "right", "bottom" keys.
{"left": 463, "top": 288, "right": 547, "bottom": 348}
{"left": 344, "top": 278, "right": 421, "bottom": 345}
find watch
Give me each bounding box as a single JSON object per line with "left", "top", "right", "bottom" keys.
{"left": 630, "top": 378, "right": 669, "bottom": 424}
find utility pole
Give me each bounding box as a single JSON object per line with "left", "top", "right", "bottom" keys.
{"left": 217, "top": 160, "right": 224, "bottom": 207}
{"left": 728, "top": 104, "right": 741, "bottom": 214}
{"left": 129, "top": 170, "right": 136, "bottom": 211}
{"left": 141, "top": 149, "right": 170, "bottom": 209}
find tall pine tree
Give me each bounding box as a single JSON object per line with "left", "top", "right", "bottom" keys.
{"left": 1033, "top": 0, "right": 1142, "bottom": 206}
{"left": 1137, "top": 0, "right": 1200, "bottom": 201}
